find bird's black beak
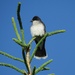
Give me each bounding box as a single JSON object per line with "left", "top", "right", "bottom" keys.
{"left": 30, "top": 20, "right": 33, "bottom": 22}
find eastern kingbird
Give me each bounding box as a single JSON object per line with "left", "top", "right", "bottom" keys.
{"left": 30, "top": 16, "right": 47, "bottom": 59}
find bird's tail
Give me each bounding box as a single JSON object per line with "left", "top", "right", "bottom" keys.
{"left": 34, "top": 47, "right": 47, "bottom": 59}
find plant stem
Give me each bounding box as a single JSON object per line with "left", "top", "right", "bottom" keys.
{"left": 28, "top": 37, "right": 36, "bottom": 46}
{"left": 47, "top": 30, "right": 66, "bottom": 36}
{"left": 22, "top": 49, "right": 29, "bottom": 73}
{"left": 17, "top": 2, "right": 23, "bottom": 29}
{"left": 0, "top": 62, "right": 26, "bottom": 74}
{"left": 26, "top": 47, "right": 32, "bottom": 75}
{"left": 12, "top": 17, "right": 21, "bottom": 41}
{"left": 17, "top": 2, "right": 26, "bottom": 44}
{"left": 32, "top": 66, "right": 36, "bottom": 75}
{"left": 13, "top": 38, "right": 26, "bottom": 47}
{"left": 0, "top": 51, "right": 24, "bottom": 63}
{"left": 35, "top": 59, "right": 53, "bottom": 74}
{"left": 41, "top": 67, "right": 50, "bottom": 71}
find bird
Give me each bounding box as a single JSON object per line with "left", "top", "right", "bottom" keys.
{"left": 30, "top": 16, "right": 47, "bottom": 59}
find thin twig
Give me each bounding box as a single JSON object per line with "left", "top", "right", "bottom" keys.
{"left": 17, "top": 2, "right": 26, "bottom": 44}
{"left": 41, "top": 67, "right": 50, "bottom": 71}
{"left": 13, "top": 38, "right": 26, "bottom": 47}
{"left": 47, "top": 30, "right": 66, "bottom": 36}
{"left": 32, "top": 66, "right": 36, "bottom": 75}
{"left": 35, "top": 59, "right": 53, "bottom": 74}
{"left": 17, "top": 2, "right": 23, "bottom": 29}
{"left": 0, "top": 51, "right": 24, "bottom": 63}
{"left": 12, "top": 17, "right": 21, "bottom": 41}
{"left": 0, "top": 62, "right": 26, "bottom": 74}
{"left": 28, "top": 37, "right": 36, "bottom": 46}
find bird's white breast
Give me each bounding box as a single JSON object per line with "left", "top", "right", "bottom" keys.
{"left": 30, "top": 21, "right": 45, "bottom": 37}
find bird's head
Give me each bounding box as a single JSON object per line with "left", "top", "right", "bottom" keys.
{"left": 31, "top": 16, "right": 41, "bottom": 22}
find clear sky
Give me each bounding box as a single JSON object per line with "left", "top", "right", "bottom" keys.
{"left": 0, "top": 0, "right": 75, "bottom": 75}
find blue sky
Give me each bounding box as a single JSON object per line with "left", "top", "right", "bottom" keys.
{"left": 0, "top": 0, "right": 75, "bottom": 75}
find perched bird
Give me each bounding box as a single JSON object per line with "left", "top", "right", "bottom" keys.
{"left": 30, "top": 16, "right": 47, "bottom": 59}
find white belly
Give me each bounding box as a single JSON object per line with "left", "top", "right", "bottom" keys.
{"left": 30, "top": 24, "right": 45, "bottom": 37}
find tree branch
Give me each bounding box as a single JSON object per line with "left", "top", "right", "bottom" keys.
{"left": 17, "top": 2, "right": 23, "bottom": 30}
{"left": 12, "top": 38, "right": 26, "bottom": 47}
{"left": 41, "top": 67, "right": 50, "bottom": 71}
{"left": 35, "top": 59, "right": 53, "bottom": 74}
{"left": 25, "top": 47, "right": 32, "bottom": 75}
{"left": 12, "top": 17, "right": 21, "bottom": 41}
{"left": 22, "top": 48, "right": 30, "bottom": 74}
{"left": 0, "top": 51, "right": 24, "bottom": 63}
{"left": 17, "top": 2, "right": 26, "bottom": 44}
{"left": 28, "top": 37, "right": 36, "bottom": 46}
{"left": 47, "top": 30, "right": 66, "bottom": 36}
{"left": 0, "top": 62, "right": 26, "bottom": 74}
{"left": 32, "top": 66, "right": 36, "bottom": 75}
